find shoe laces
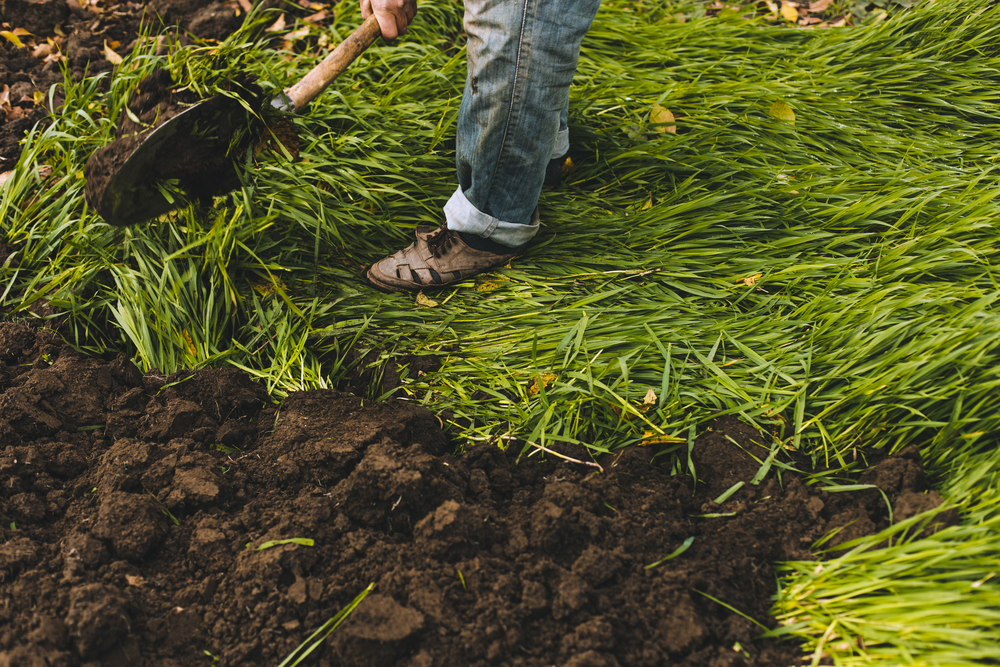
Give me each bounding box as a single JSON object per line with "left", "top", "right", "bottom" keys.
{"left": 426, "top": 227, "right": 458, "bottom": 259}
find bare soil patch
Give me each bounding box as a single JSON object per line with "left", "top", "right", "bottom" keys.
{"left": 0, "top": 321, "right": 954, "bottom": 666}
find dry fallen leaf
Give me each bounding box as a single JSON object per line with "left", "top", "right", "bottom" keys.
{"left": 1, "top": 30, "right": 25, "bottom": 49}
{"left": 266, "top": 13, "right": 287, "bottom": 32}
{"left": 780, "top": 2, "right": 799, "bottom": 22}
{"left": 0, "top": 171, "right": 14, "bottom": 186}
{"left": 742, "top": 273, "right": 762, "bottom": 286}
{"left": 528, "top": 373, "right": 557, "bottom": 397}
{"left": 103, "top": 40, "right": 122, "bottom": 65}
{"left": 809, "top": 0, "right": 833, "bottom": 11}
{"left": 640, "top": 194, "right": 652, "bottom": 211}
{"left": 32, "top": 42, "right": 52, "bottom": 58}
{"left": 650, "top": 103, "right": 677, "bottom": 134}
{"left": 237, "top": 0, "right": 252, "bottom": 11}
{"left": 643, "top": 389, "right": 657, "bottom": 406}
{"left": 125, "top": 574, "right": 146, "bottom": 587}
{"left": 304, "top": 9, "right": 329, "bottom": 23}
{"left": 769, "top": 101, "right": 796, "bottom": 123}
{"left": 415, "top": 292, "right": 438, "bottom": 308}
{"left": 283, "top": 25, "right": 311, "bottom": 48}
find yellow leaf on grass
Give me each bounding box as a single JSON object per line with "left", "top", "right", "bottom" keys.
{"left": 103, "top": 40, "right": 122, "bottom": 65}
{"left": 1, "top": 31, "right": 25, "bottom": 49}
{"left": 742, "top": 273, "right": 762, "bottom": 286}
{"left": 769, "top": 101, "right": 795, "bottom": 123}
{"left": 640, "top": 194, "right": 652, "bottom": 211}
{"left": 181, "top": 330, "right": 197, "bottom": 356}
{"left": 415, "top": 292, "right": 438, "bottom": 308}
{"left": 649, "top": 103, "right": 676, "bottom": 134}
{"left": 528, "top": 373, "right": 557, "bottom": 397}
{"left": 780, "top": 2, "right": 799, "bottom": 22}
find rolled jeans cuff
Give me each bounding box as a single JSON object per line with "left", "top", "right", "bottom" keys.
{"left": 551, "top": 128, "right": 569, "bottom": 160}
{"left": 445, "top": 187, "right": 540, "bottom": 248}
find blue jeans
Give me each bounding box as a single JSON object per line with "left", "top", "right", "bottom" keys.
{"left": 444, "top": 0, "right": 601, "bottom": 248}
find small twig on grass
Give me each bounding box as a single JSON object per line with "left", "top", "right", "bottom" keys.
{"left": 526, "top": 440, "right": 604, "bottom": 473}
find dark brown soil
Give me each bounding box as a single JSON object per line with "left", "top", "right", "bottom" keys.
{"left": 0, "top": 321, "right": 956, "bottom": 667}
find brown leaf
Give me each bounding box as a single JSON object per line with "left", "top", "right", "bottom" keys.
{"left": 304, "top": 9, "right": 329, "bottom": 23}
{"left": 237, "top": 0, "right": 252, "bottom": 11}
{"left": 742, "top": 273, "right": 762, "bottom": 286}
{"left": 809, "top": 0, "right": 833, "bottom": 11}
{"left": 266, "top": 13, "right": 287, "bottom": 32}
{"left": 0, "top": 171, "right": 13, "bottom": 186}
{"left": 32, "top": 42, "right": 53, "bottom": 58}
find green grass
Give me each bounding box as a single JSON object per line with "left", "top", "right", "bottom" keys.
{"left": 3, "top": 0, "right": 1000, "bottom": 662}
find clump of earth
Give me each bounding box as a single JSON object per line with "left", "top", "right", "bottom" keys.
{"left": 0, "top": 321, "right": 956, "bottom": 666}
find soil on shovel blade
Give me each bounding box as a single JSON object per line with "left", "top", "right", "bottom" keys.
{"left": 0, "top": 321, "right": 958, "bottom": 667}
{"left": 82, "top": 68, "right": 264, "bottom": 222}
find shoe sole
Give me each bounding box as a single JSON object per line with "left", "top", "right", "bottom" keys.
{"left": 365, "top": 268, "right": 412, "bottom": 293}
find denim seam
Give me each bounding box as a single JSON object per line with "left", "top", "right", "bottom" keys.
{"left": 486, "top": 0, "right": 532, "bottom": 202}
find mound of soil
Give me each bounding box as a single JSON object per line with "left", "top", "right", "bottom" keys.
{"left": 0, "top": 321, "right": 955, "bottom": 667}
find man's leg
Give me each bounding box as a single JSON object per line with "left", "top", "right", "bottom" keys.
{"left": 367, "top": 0, "right": 600, "bottom": 292}
{"left": 448, "top": 0, "right": 599, "bottom": 247}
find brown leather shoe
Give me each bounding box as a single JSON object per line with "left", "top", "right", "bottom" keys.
{"left": 366, "top": 226, "right": 517, "bottom": 292}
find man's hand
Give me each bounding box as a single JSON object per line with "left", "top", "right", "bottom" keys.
{"left": 361, "top": 0, "right": 417, "bottom": 41}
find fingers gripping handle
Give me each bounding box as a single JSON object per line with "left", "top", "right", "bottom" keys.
{"left": 277, "top": 15, "right": 381, "bottom": 113}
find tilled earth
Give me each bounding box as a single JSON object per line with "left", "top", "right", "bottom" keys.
{"left": 0, "top": 321, "right": 954, "bottom": 666}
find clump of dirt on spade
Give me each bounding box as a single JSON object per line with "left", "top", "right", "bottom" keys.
{"left": 83, "top": 68, "right": 267, "bottom": 222}
{"left": 0, "top": 321, "right": 957, "bottom": 667}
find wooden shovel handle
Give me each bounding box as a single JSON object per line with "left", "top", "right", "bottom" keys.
{"left": 284, "top": 15, "right": 381, "bottom": 112}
